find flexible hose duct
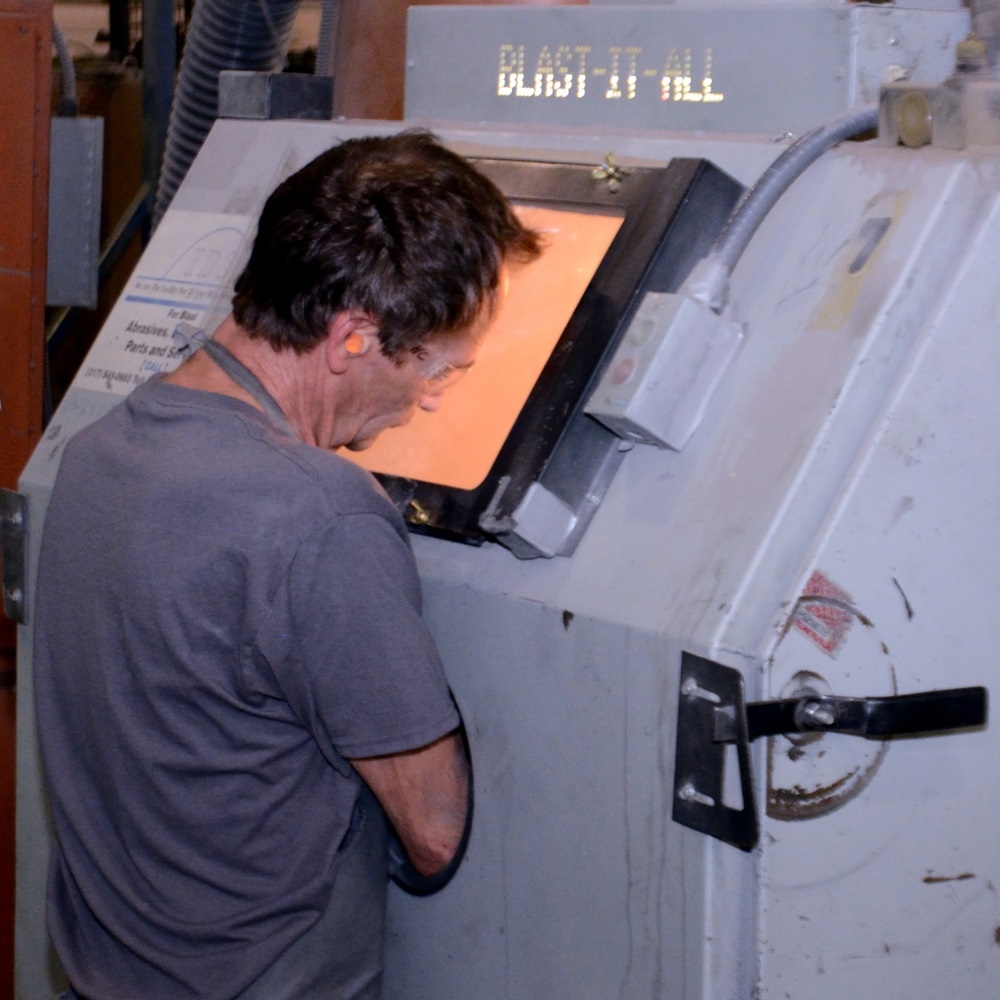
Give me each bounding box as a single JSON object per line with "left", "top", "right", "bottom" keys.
{"left": 715, "top": 105, "right": 879, "bottom": 274}
{"left": 154, "top": 0, "right": 301, "bottom": 225}
{"left": 689, "top": 105, "right": 879, "bottom": 312}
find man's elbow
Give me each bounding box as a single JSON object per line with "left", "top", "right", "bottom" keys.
{"left": 405, "top": 802, "right": 468, "bottom": 876}
{"left": 350, "top": 730, "right": 471, "bottom": 876}
{"left": 408, "top": 842, "right": 457, "bottom": 878}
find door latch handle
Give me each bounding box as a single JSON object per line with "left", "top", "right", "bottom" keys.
{"left": 716, "top": 686, "right": 986, "bottom": 743}
{"left": 673, "top": 651, "right": 988, "bottom": 851}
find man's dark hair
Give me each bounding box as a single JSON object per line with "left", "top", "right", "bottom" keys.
{"left": 232, "top": 130, "right": 541, "bottom": 356}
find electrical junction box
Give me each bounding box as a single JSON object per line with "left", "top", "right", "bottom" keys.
{"left": 585, "top": 291, "right": 744, "bottom": 450}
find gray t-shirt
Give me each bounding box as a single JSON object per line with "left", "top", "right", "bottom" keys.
{"left": 34, "top": 377, "right": 458, "bottom": 999}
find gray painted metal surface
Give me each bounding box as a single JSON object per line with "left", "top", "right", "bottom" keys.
{"left": 405, "top": 5, "right": 969, "bottom": 135}
{"left": 16, "top": 117, "right": 1000, "bottom": 999}
{"left": 382, "top": 141, "right": 1000, "bottom": 999}
{"left": 730, "top": 144, "right": 1000, "bottom": 1000}
{"left": 46, "top": 116, "right": 103, "bottom": 309}
{"left": 16, "top": 119, "right": 778, "bottom": 1000}
{"left": 218, "top": 70, "right": 334, "bottom": 121}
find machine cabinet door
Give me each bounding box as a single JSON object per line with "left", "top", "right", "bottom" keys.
{"left": 670, "top": 162, "right": 1000, "bottom": 1000}
{"left": 755, "top": 207, "right": 1000, "bottom": 999}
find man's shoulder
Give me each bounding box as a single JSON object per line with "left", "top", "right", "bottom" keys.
{"left": 281, "top": 442, "right": 397, "bottom": 519}
{"left": 60, "top": 379, "right": 399, "bottom": 526}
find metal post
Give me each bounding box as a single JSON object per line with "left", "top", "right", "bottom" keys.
{"left": 142, "top": 0, "right": 176, "bottom": 219}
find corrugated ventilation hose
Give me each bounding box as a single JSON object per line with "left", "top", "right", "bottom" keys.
{"left": 154, "top": 0, "right": 301, "bottom": 226}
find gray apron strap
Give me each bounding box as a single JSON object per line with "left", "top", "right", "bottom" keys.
{"left": 200, "top": 339, "right": 296, "bottom": 439}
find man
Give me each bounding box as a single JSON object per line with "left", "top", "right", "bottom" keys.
{"left": 34, "top": 131, "right": 541, "bottom": 1000}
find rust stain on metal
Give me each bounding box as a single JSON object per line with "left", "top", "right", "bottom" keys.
{"left": 768, "top": 578, "right": 894, "bottom": 821}
{"left": 766, "top": 737, "right": 891, "bottom": 821}
{"left": 994, "top": 927, "right": 1000, "bottom": 945}
{"left": 561, "top": 610, "right": 574, "bottom": 631}
{"left": 767, "top": 769, "right": 856, "bottom": 819}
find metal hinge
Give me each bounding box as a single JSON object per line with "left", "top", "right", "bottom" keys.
{"left": 0, "top": 489, "right": 27, "bottom": 624}
{"left": 672, "top": 651, "right": 988, "bottom": 851}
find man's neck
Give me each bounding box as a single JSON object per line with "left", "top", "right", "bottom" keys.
{"left": 164, "top": 316, "right": 332, "bottom": 447}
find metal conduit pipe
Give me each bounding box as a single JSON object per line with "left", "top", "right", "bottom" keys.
{"left": 154, "top": 0, "right": 301, "bottom": 226}
{"left": 315, "top": 0, "right": 341, "bottom": 77}
{"left": 52, "top": 19, "right": 79, "bottom": 116}
{"left": 689, "top": 105, "right": 879, "bottom": 313}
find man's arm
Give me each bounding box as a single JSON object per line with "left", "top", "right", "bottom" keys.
{"left": 350, "top": 730, "right": 469, "bottom": 876}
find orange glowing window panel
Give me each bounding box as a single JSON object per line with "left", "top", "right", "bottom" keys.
{"left": 343, "top": 204, "right": 623, "bottom": 489}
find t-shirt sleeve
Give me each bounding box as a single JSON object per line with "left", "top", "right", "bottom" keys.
{"left": 256, "top": 511, "right": 459, "bottom": 763}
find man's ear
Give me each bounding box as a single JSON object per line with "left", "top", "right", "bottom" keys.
{"left": 325, "top": 311, "right": 380, "bottom": 373}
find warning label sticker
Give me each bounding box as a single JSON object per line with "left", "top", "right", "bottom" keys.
{"left": 791, "top": 570, "right": 855, "bottom": 657}
{"left": 75, "top": 211, "right": 252, "bottom": 396}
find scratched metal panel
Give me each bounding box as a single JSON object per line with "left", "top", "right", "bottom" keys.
{"left": 718, "top": 145, "right": 1000, "bottom": 997}
{"left": 385, "top": 143, "right": 1000, "bottom": 999}
{"left": 405, "top": 6, "right": 968, "bottom": 135}
{"left": 19, "top": 116, "right": 1000, "bottom": 1000}
{"left": 741, "top": 158, "right": 1000, "bottom": 999}
{"left": 384, "top": 601, "right": 718, "bottom": 999}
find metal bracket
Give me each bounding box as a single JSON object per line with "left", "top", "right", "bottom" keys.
{"left": 673, "top": 651, "right": 988, "bottom": 851}
{"left": 1, "top": 489, "right": 27, "bottom": 624}
{"left": 591, "top": 152, "right": 629, "bottom": 194}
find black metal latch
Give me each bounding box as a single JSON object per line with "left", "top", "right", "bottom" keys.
{"left": 672, "top": 651, "right": 988, "bottom": 851}
{"left": 1, "top": 489, "right": 27, "bottom": 625}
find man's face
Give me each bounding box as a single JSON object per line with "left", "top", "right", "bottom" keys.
{"left": 342, "top": 325, "right": 483, "bottom": 452}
